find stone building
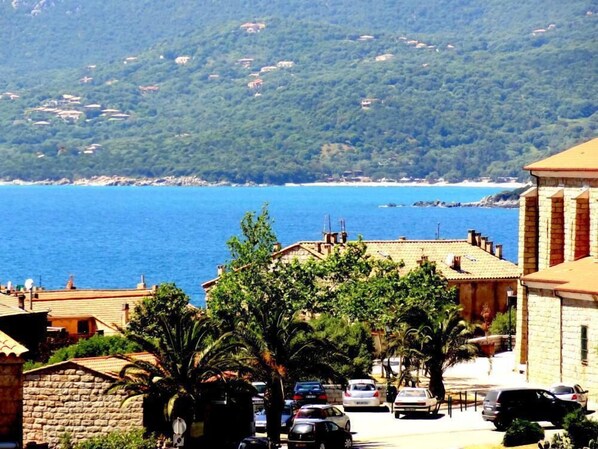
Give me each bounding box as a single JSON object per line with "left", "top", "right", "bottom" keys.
{"left": 23, "top": 354, "right": 147, "bottom": 448}
{"left": 203, "top": 229, "right": 520, "bottom": 323}
{"left": 516, "top": 137, "right": 598, "bottom": 403}
{"left": 0, "top": 330, "right": 28, "bottom": 448}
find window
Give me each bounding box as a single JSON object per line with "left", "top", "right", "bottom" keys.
{"left": 77, "top": 319, "right": 90, "bottom": 335}
{"left": 581, "top": 325, "right": 588, "bottom": 364}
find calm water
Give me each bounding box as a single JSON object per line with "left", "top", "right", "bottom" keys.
{"left": 0, "top": 185, "right": 519, "bottom": 306}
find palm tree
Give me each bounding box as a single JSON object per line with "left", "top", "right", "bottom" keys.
{"left": 234, "top": 302, "right": 346, "bottom": 444}
{"left": 109, "top": 314, "right": 244, "bottom": 442}
{"left": 417, "top": 304, "right": 477, "bottom": 400}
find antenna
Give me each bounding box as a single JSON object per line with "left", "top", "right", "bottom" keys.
{"left": 323, "top": 214, "right": 332, "bottom": 233}
{"left": 436, "top": 222, "right": 441, "bottom": 240}
{"left": 340, "top": 219, "right": 346, "bottom": 232}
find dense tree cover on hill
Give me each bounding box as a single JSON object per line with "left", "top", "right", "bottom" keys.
{"left": 0, "top": 0, "right": 595, "bottom": 183}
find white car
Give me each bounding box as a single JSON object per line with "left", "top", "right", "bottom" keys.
{"left": 343, "top": 379, "right": 382, "bottom": 410}
{"left": 291, "top": 404, "right": 351, "bottom": 431}
{"left": 549, "top": 383, "right": 589, "bottom": 410}
{"left": 393, "top": 387, "right": 439, "bottom": 418}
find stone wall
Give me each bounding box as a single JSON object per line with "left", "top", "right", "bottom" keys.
{"left": 23, "top": 365, "right": 143, "bottom": 448}
{"left": 526, "top": 290, "right": 598, "bottom": 404}
{"left": 0, "top": 356, "right": 24, "bottom": 445}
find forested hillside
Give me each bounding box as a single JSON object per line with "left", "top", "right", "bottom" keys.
{"left": 0, "top": 0, "right": 596, "bottom": 183}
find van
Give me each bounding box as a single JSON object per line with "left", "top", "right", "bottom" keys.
{"left": 481, "top": 387, "right": 581, "bottom": 430}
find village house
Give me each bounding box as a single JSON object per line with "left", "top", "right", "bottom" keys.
{"left": 0, "top": 278, "right": 155, "bottom": 341}
{"left": 22, "top": 354, "right": 148, "bottom": 448}
{"left": 516, "top": 137, "right": 598, "bottom": 403}
{"left": 203, "top": 229, "right": 520, "bottom": 324}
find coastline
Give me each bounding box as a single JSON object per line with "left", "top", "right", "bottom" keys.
{"left": 0, "top": 175, "right": 528, "bottom": 190}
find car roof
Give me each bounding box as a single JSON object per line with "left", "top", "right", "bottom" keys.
{"left": 348, "top": 379, "right": 374, "bottom": 384}
{"left": 550, "top": 383, "right": 580, "bottom": 388}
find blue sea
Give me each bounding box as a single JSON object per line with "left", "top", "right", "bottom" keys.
{"left": 0, "top": 185, "right": 519, "bottom": 306}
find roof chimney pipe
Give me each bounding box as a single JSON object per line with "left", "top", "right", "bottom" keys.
{"left": 467, "top": 229, "right": 476, "bottom": 245}
{"left": 495, "top": 244, "right": 503, "bottom": 259}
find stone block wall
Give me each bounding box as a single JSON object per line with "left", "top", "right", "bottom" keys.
{"left": 526, "top": 290, "right": 561, "bottom": 385}
{"left": 23, "top": 366, "right": 143, "bottom": 448}
{"left": 0, "top": 356, "right": 24, "bottom": 445}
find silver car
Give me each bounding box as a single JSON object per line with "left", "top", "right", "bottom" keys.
{"left": 342, "top": 379, "right": 382, "bottom": 410}
{"left": 291, "top": 404, "right": 351, "bottom": 431}
{"left": 549, "top": 383, "right": 589, "bottom": 410}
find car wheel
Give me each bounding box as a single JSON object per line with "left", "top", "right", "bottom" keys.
{"left": 345, "top": 420, "right": 351, "bottom": 431}
{"left": 494, "top": 416, "right": 510, "bottom": 431}
{"left": 394, "top": 411, "right": 401, "bottom": 419}
{"left": 343, "top": 435, "right": 352, "bottom": 448}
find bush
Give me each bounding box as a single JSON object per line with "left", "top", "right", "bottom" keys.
{"left": 489, "top": 309, "right": 515, "bottom": 335}
{"left": 48, "top": 335, "right": 140, "bottom": 365}
{"left": 503, "top": 419, "right": 544, "bottom": 447}
{"left": 75, "top": 429, "right": 156, "bottom": 449}
{"left": 563, "top": 408, "right": 598, "bottom": 449}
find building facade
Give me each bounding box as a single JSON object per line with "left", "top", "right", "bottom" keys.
{"left": 516, "top": 137, "right": 598, "bottom": 403}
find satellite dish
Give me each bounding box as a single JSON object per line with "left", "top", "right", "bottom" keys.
{"left": 24, "top": 278, "right": 34, "bottom": 290}
{"left": 444, "top": 253, "right": 455, "bottom": 267}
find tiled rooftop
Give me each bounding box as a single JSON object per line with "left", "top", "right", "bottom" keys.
{"left": 0, "top": 329, "right": 28, "bottom": 357}
{"left": 297, "top": 239, "right": 520, "bottom": 281}
{"left": 0, "top": 288, "right": 153, "bottom": 332}
{"left": 524, "top": 137, "right": 598, "bottom": 172}
{"left": 521, "top": 257, "right": 598, "bottom": 295}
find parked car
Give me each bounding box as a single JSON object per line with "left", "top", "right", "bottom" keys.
{"left": 393, "top": 387, "right": 439, "bottom": 418}
{"left": 549, "top": 383, "right": 589, "bottom": 411}
{"left": 252, "top": 381, "right": 266, "bottom": 411}
{"left": 237, "top": 436, "right": 270, "bottom": 449}
{"left": 287, "top": 421, "right": 352, "bottom": 449}
{"left": 292, "top": 380, "right": 328, "bottom": 405}
{"left": 291, "top": 404, "right": 351, "bottom": 431}
{"left": 482, "top": 387, "right": 582, "bottom": 430}
{"left": 343, "top": 379, "right": 382, "bottom": 410}
{"left": 254, "top": 399, "right": 297, "bottom": 433}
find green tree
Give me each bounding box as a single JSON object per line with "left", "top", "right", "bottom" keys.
{"left": 417, "top": 303, "right": 477, "bottom": 400}
{"left": 208, "top": 205, "right": 347, "bottom": 444}
{"left": 128, "top": 283, "right": 196, "bottom": 340}
{"left": 109, "top": 313, "right": 243, "bottom": 446}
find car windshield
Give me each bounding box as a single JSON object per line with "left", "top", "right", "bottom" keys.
{"left": 350, "top": 383, "right": 375, "bottom": 391}
{"left": 292, "top": 423, "right": 315, "bottom": 434}
{"left": 551, "top": 386, "right": 574, "bottom": 394}
{"left": 296, "top": 383, "right": 321, "bottom": 392}
{"left": 297, "top": 408, "right": 323, "bottom": 418}
{"left": 253, "top": 383, "right": 266, "bottom": 394}
{"left": 397, "top": 389, "right": 427, "bottom": 398}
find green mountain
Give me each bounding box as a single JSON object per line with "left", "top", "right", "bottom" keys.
{"left": 0, "top": 0, "right": 596, "bottom": 183}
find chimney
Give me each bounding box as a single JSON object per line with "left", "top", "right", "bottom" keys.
{"left": 417, "top": 254, "right": 429, "bottom": 266}
{"left": 467, "top": 229, "right": 476, "bottom": 245}
{"left": 340, "top": 231, "right": 348, "bottom": 244}
{"left": 495, "top": 244, "right": 503, "bottom": 259}
{"left": 65, "top": 275, "right": 75, "bottom": 290}
{"left": 475, "top": 232, "right": 482, "bottom": 246}
{"left": 480, "top": 236, "right": 487, "bottom": 249}
{"left": 398, "top": 236, "right": 407, "bottom": 241}
{"left": 217, "top": 265, "right": 225, "bottom": 276}
{"left": 316, "top": 242, "right": 322, "bottom": 253}
{"left": 485, "top": 240, "right": 494, "bottom": 254}
{"left": 452, "top": 255, "right": 461, "bottom": 271}
{"left": 17, "top": 294, "right": 25, "bottom": 310}
{"left": 122, "top": 303, "right": 130, "bottom": 326}
{"left": 273, "top": 242, "right": 282, "bottom": 252}
{"left": 137, "top": 274, "right": 146, "bottom": 289}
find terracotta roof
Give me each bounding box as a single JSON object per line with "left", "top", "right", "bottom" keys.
{"left": 524, "top": 138, "right": 598, "bottom": 172}
{"left": 333, "top": 240, "right": 519, "bottom": 280}
{"left": 0, "top": 329, "right": 28, "bottom": 357}
{"left": 0, "top": 288, "right": 153, "bottom": 333}
{"left": 0, "top": 301, "right": 34, "bottom": 317}
{"left": 521, "top": 257, "right": 598, "bottom": 295}
{"left": 24, "top": 352, "right": 156, "bottom": 378}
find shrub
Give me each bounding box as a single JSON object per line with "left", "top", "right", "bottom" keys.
{"left": 48, "top": 335, "right": 140, "bottom": 365}
{"left": 563, "top": 408, "right": 598, "bottom": 449}
{"left": 489, "top": 309, "right": 515, "bottom": 335}
{"left": 75, "top": 429, "right": 156, "bottom": 449}
{"left": 503, "top": 419, "right": 544, "bottom": 447}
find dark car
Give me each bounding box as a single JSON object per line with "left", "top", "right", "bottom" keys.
{"left": 482, "top": 387, "right": 582, "bottom": 430}
{"left": 254, "top": 399, "right": 298, "bottom": 433}
{"left": 292, "top": 381, "right": 328, "bottom": 405}
{"left": 287, "top": 420, "right": 352, "bottom": 449}
{"left": 237, "top": 436, "right": 270, "bottom": 449}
